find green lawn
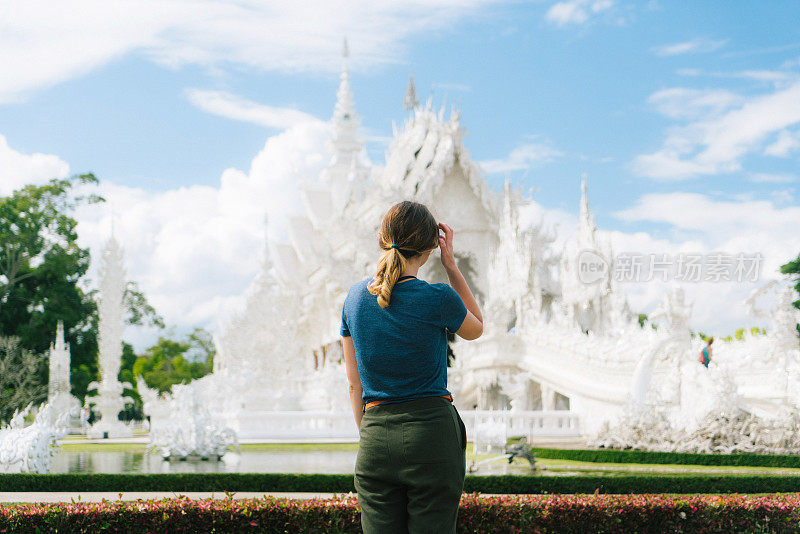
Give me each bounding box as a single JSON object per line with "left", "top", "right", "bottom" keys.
{"left": 59, "top": 442, "right": 147, "bottom": 452}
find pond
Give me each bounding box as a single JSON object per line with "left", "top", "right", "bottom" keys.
{"left": 50, "top": 447, "right": 574, "bottom": 476}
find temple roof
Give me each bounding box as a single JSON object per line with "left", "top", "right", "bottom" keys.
{"left": 381, "top": 101, "right": 501, "bottom": 222}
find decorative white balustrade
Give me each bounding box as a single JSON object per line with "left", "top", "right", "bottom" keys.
{"left": 466, "top": 410, "right": 581, "bottom": 452}
{"left": 232, "top": 411, "right": 360, "bottom": 440}
{"left": 226, "top": 409, "right": 580, "bottom": 442}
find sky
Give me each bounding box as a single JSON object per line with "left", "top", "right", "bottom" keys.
{"left": 1, "top": 0, "right": 800, "bottom": 350}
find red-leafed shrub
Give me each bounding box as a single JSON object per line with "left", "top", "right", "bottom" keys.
{"left": 2, "top": 493, "right": 800, "bottom": 533}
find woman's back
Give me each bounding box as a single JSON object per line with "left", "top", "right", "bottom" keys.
{"left": 341, "top": 276, "right": 467, "bottom": 404}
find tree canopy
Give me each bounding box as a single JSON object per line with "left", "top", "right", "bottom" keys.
{"left": 0, "top": 336, "right": 47, "bottom": 424}
{"left": 0, "top": 176, "right": 165, "bottom": 404}
{"left": 132, "top": 328, "right": 216, "bottom": 395}
{"left": 0, "top": 175, "right": 103, "bottom": 401}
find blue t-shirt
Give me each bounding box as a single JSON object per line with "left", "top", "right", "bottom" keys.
{"left": 340, "top": 276, "right": 468, "bottom": 404}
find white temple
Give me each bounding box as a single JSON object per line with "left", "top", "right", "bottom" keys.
{"left": 179, "top": 43, "right": 800, "bottom": 447}
{"left": 47, "top": 320, "right": 80, "bottom": 420}
{"left": 87, "top": 234, "right": 133, "bottom": 438}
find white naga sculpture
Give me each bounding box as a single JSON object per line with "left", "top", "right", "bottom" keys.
{"left": 592, "top": 281, "right": 800, "bottom": 453}
{"left": 177, "top": 42, "right": 799, "bottom": 446}
{"left": 47, "top": 320, "right": 81, "bottom": 425}
{"left": 87, "top": 234, "right": 133, "bottom": 438}
{"left": 0, "top": 403, "right": 69, "bottom": 473}
{"left": 138, "top": 377, "right": 238, "bottom": 460}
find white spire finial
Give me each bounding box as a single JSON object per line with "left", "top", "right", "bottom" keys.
{"left": 578, "top": 174, "right": 597, "bottom": 237}
{"left": 332, "top": 38, "right": 359, "bottom": 147}
{"left": 404, "top": 72, "right": 418, "bottom": 111}
{"left": 580, "top": 174, "right": 589, "bottom": 220}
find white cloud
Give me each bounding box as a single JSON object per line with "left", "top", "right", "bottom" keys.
{"left": 676, "top": 68, "right": 792, "bottom": 83}
{"left": 764, "top": 129, "right": 800, "bottom": 157}
{"left": 480, "top": 141, "right": 563, "bottom": 173}
{"left": 431, "top": 83, "right": 472, "bottom": 93}
{"left": 0, "top": 134, "right": 70, "bottom": 196}
{"left": 771, "top": 189, "right": 794, "bottom": 204}
{"left": 749, "top": 172, "right": 797, "bottom": 184}
{"left": 634, "top": 80, "right": 800, "bottom": 180}
{"left": 545, "top": 0, "right": 613, "bottom": 27}
{"left": 612, "top": 192, "right": 800, "bottom": 334}
{"left": 517, "top": 186, "right": 797, "bottom": 334}
{"left": 0, "top": 0, "right": 502, "bottom": 103}
{"left": 647, "top": 88, "right": 743, "bottom": 120}
{"left": 185, "top": 89, "right": 321, "bottom": 129}
{"left": 736, "top": 70, "right": 793, "bottom": 83}
{"left": 72, "top": 120, "right": 332, "bottom": 350}
{"left": 615, "top": 192, "right": 800, "bottom": 272}
{"left": 652, "top": 38, "right": 728, "bottom": 57}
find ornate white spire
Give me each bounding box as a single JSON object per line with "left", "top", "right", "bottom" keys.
{"left": 331, "top": 37, "right": 360, "bottom": 157}
{"left": 87, "top": 234, "right": 133, "bottom": 438}
{"left": 47, "top": 321, "right": 78, "bottom": 412}
{"left": 404, "top": 73, "right": 418, "bottom": 111}
{"left": 579, "top": 175, "right": 596, "bottom": 237}
{"left": 324, "top": 38, "right": 368, "bottom": 211}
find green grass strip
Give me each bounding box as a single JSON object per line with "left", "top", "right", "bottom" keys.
{"left": 531, "top": 447, "right": 800, "bottom": 468}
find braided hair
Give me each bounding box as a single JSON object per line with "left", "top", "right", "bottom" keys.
{"left": 367, "top": 201, "right": 439, "bottom": 308}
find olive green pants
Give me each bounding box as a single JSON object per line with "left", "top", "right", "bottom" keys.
{"left": 355, "top": 396, "right": 467, "bottom": 534}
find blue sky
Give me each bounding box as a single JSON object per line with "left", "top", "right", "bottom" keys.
{"left": 1, "top": 0, "right": 799, "bottom": 345}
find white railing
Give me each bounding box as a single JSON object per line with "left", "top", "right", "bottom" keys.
{"left": 464, "top": 410, "right": 581, "bottom": 439}
{"left": 227, "top": 409, "right": 580, "bottom": 441}
{"left": 233, "top": 411, "right": 360, "bottom": 440}
{"left": 464, "top": 409, "right": 581, "bottom": 453}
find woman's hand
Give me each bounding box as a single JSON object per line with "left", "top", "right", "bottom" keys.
{"left": 438, "top": 222, "right": 457, "bottom": 273}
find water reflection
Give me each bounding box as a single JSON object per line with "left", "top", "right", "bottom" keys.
{"left": 51, "top": 449, "right": 559, "bottom": 476}
{"left": 51, "top": 449, "right": 360, "bottom": 474}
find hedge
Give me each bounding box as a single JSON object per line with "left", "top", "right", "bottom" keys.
{"left": 4, "top": 473, "right": 800, "bottom": 494}
{"left": 532, "top": 447, "right": 800, "bottom": 468}
{"left": 3, "top": 493, "right": 800, "bottom": 533}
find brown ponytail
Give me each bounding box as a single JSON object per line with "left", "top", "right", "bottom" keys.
{"left": 367, "top": 201, "right": 439, "bottom": 308}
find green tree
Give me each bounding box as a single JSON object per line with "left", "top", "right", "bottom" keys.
{"left": 118, "top": 341, "right": 143, "bottom": 421}
{"left": 0, "top": 175, "right": 164, "bottom": 405}
{"left": 0, "top": 174, "right": 103, "bottom": 401}
{"left": 720, "top": 326, "right": 767, "bottom": 343}
{"left": 133, "top": 328, "right": 216, "bottom": 395}
{"left": 0, "top": 336, "right": 47, "bottom": 423}
{"left": 780, "top": 254, "right": 800, "bottom": 340}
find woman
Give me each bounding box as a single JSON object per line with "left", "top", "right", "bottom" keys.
{"left": 340, "top": 200, "right": 483, "bottom": 533}
{"left": 700, "top": 337, "right": 713, "bottom": 368}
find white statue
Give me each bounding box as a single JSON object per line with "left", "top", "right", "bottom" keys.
{"left": 0, "top": 403, "right": 69, "bottom": 473}
{"left": 139, "top": 378, "right": 238, "bottom": 460}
